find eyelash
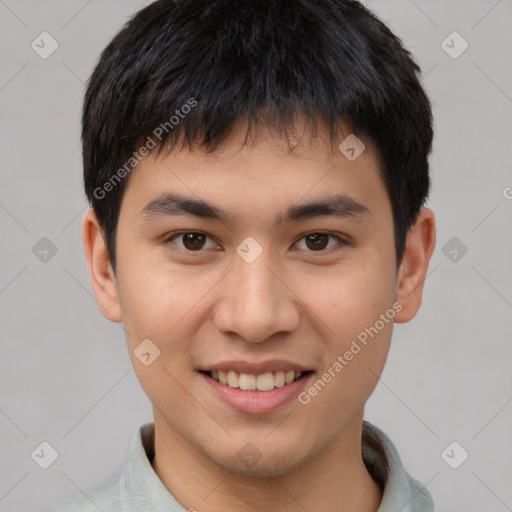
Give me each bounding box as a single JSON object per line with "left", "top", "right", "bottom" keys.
{"left": 163, "top": 231, "right": 348, "bottom": 254}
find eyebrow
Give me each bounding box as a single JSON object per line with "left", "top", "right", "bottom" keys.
{"left": 139, "top": 192, "right": 370, "bottom": 226}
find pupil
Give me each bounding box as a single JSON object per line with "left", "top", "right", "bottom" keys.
{"left": 183, "top": 233, "right": 205, "bottom": 250}
{"left": 181, "top": 233, "right": 329, "bottom": 251}
{"left": 306, "top": 233, "right": 328, "bottom": 251}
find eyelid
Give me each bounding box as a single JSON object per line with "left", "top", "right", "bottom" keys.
{"left": 164, "top": 230, "right": 348, "bottom": 253}
{"left": 292, "top": 232, "right": 348, "bottom": 252}
{"left": 164, "top": 230, "right": 221, "bottom": 252}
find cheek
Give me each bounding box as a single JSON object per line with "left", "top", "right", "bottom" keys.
{"left": 117, "top": 251, "right": 205, "bottom": 341}
{"left": 300, "top": 263, "right": 396, "bottom": 344}
{"left": 118, "top": 261, "right": 224, "bottom": 393}
{"left": 295, "top": 260, "right": 396, "bottom": 407}
{"left": 118, "top": 265, "right": 200, "bottom": 406}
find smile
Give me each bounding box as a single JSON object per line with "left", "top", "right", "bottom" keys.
{"left": 203, "top": 370, "right": 311, "bottom": 392}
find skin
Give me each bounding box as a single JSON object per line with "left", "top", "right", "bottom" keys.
{"left": 83, "top": 121, "right": 436, "bottom": 512}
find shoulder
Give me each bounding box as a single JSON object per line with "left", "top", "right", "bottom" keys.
{"left": 40, "top": 467, "right": 126, "bottom": 512}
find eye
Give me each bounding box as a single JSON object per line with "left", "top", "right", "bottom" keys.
{"left": 294, "top": 232, "right": 345, "bottom": 252}
{"left": 165, "top": 231, "right": 220, "bottom": 251}
{"left": 164, "top": 231, "right": 347, "bottom": 254}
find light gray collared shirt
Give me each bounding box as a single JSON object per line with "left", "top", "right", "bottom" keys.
{"left": 41, "top": 420, "right": 434, "bottom": 511}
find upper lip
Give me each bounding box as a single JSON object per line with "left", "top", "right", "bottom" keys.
{"left": 200, "top": 359, "right": 313, "bottom": 374}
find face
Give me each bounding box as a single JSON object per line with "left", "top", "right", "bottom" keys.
{"left": 86, "top": 122, "right": 430, "bottom": 477}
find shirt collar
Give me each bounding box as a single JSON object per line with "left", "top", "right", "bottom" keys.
{"left": 121, "top": 421, "right": 434, "bottom": 512}
{"left": 361, "top": 421, "right": 434, "bottom": 511}
{"left": 122, "top": 422, "right": 184, "bottom": 511}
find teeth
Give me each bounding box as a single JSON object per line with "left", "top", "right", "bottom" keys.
{"left": 239, "top": 373, "right": 255, "bottom": 390}
{"left": 256, "top": 372, "right": 274, "bottom": 391}
{"left": 208, "top": 369, "right": 307, "bottom": 391}
{"left": 227, "top": 370, "right": 239, "bottom": 388}
{"left": 274, "top": 371, "right": 285, "bottom": 387}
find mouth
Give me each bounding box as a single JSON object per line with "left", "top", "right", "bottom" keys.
{"left": 198, "top": 360, "right": 315, "bottom": 413}
{"left": 200, "top": 369, "right": 314, "bottom": 392}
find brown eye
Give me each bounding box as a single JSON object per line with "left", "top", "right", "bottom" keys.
{"left": 295, "top": 232, "right": 344, "bottom": 252}
{"left": 181, "top": 232, "right": 206, "bottom": 250}
{"left": 305, "top": 233, "right": 329, "bottom": 251}
{"left": 166, "top": 231, "right": 218, "bottom": 251}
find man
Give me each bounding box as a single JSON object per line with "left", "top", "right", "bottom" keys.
{"left": 43, "top": 0, "right": 436, "bottom": 510}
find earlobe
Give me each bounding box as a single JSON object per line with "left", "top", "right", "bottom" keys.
{"left": 394, "top": 207, "right": 436, "bottom": 323}
{"left": 82, "top": 207, "right": 122, "bottom": 322}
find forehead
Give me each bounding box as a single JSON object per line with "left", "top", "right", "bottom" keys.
{"left": 123, "top": 120, "right": 389, "bottom": 226}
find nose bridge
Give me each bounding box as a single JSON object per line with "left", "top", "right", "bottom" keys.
{"left": 213, "top": 243, "right": 298, "bottom": 342}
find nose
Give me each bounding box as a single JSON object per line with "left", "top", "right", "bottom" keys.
{"left": 212, "top": 248, "right": 300, "bottom": 343}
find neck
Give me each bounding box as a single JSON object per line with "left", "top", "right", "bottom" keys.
{"left": 151, "top": 410, "right": 382, "bottom": 512}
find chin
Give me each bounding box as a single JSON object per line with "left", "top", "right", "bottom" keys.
{"left": 207, "top": 441, "right": 317, "bottom": 478}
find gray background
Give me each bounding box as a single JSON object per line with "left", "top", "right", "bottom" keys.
{"left": 1, "top": 1, "right": 511, "bottom": 511}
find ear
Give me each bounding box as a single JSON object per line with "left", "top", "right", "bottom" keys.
{"left": 394, "top": 207, "right": 436, "bottom": 323}
{"left": 82, "top": 207, "right": 122, "bottom": 322}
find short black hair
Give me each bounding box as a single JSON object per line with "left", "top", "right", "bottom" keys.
{"left": 82, "top": 0, "right": 433, "bottom": 273}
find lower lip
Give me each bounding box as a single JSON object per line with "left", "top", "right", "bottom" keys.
{"left": 200, "top": 371, "right": 314, "bottom": 414}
